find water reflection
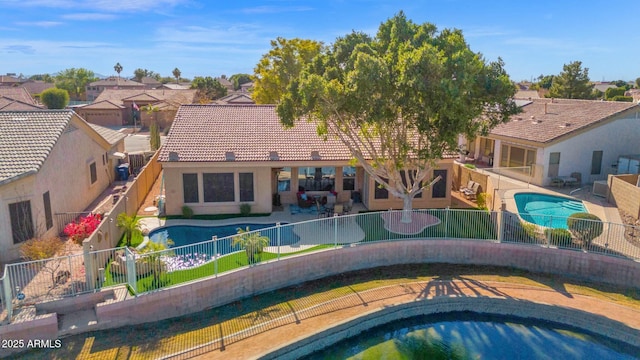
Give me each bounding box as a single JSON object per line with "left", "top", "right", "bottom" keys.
{"left": 304, "top": 313, "right": 638, "bottom": 360}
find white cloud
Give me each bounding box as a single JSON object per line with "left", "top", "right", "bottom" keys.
{"left": 3, "top": 0, "right": 189, "bottom": 13}
{"left": 61, "top": 13, "right": 118, "bottom": 20}
{"left": 15, "top": 21, "right": 63, "bottom": 28}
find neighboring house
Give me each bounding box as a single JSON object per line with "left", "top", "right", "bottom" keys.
{"left": 216, "top": 77, "right": 234, "bottom": 92}
{"left": 0, "top": 96, "right": 43, "bottom": 111}
{"left": 0, "top": 88, "right": 38, "bottom": 105}
{"left": 78, "top": 89, "right": 197, "bottom": 128}
{"left": 157, "top": 83, "right": 191, "bottom": 90}
{"left": 593, "top": 82, "right": 617, "bottom": 94}
{"left": 625, "top": 89, "right": 640, "bottom": 103}
{"left": 0, "top": 74, "right": 23, "bottom": 87}
{"left": 0, "top": 110, "right": 125, "bottom": 263}
{"left": 86, "top": 77, "right": 146, "bottom": 101}
{"left": 136, "top": 76, "right": 162, "bottom": 89}
{"left": 239, "top": 82, "right": 254, "bottom": 93}
{"left": 462, "top": 98, "right": 640, "bottom": 186}
{"left": 214, "top": 92, "right": 255, "bottom": 105}
{"left": 74, "top": 100, "right": 126, "bottom": 127}
{"left": 20, "top": 81, "right": 55, "bottom": 100}
{"left": 159, "top": 105, "right": 453, "bottom": 216}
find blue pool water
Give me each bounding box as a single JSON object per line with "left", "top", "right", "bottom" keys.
{"left": 514, "top": 192, "right": 587, "bottom": 229}
{"left": 304, "top": 313, "right": 639, "bottom": 359}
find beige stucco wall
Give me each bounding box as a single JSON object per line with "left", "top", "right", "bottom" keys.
{"left": 364, "top": 160, "right": 453, "bottom": 210}
{"left": 76, "top": 109, "right": 125, "bottom": 127}
{"left": 163, "top": 162, "right": 273, "bottom": 216}
{"left": 93, "top": 240, "right": 640, "bottom": 331}
{"left": 0, "top": 120, "right": 116, "bottom": 263}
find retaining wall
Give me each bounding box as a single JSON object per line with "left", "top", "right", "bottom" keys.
{"left": 94, "top": 240, "right": 640, "bottom": 330}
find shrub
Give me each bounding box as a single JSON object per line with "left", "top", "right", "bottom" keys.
{"left": 476, "top": 192, "right": 488, "bottom": 210}
{"left": 464, "top": 163, "right": 476, "bottom": 169}
{"left": 567, "top": 213, "right": 603, "bottom": 249}
{"left": 240, "top": 203, "right": 252, "bottom": 216}
{"left": 544, "top": 228, "right": 573, "bottom": 247}
{"left": 63, "top": 213, "right": 102, "bottom": 245}
{"left": 182, "top": 205, "right": 194, "bottom": 219}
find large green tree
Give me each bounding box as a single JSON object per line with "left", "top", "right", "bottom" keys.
{"left": 191, "top": 76, "right": 227, "bottom": 102}
{"left": 40, "top": 88, "right": 69, "bottom": 109}
{"left": 133, "top": 68, "right": 160, "bottom": 82}
{"left": 548, "top": 61, "right": 595, "bottom": 99}
{"left": 54, "top": 68, "right": 98, "bottom": 101}
{"left": 253, "top": 37, "right": 323, "bottom": 104}
{"left": 276, "top": 12, "right": 519, "bottom": 222}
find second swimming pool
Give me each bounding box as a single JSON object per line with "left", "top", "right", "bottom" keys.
{"left": 514, "top": 192, "right": 587, "bottom": 229}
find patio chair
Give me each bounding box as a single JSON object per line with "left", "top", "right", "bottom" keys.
{"left": 463, "top": 182, "right": 480, "bottom": 201}
{"left": 460, "top": 180, "right": 475, "bottom": 193}
{"left": 297, "top": 192, "right": 315, "bottom": 208}
{"left": 316, "top": 200, "right": 329, "bottom": 218}
{"left": 333, "top": 204, "right": 344, "bottom": 216}
{"left": 343, "top": 199, "right": 354, "bottom": 214}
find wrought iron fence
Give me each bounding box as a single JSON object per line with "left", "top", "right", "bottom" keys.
{"left": 2, "top": 209, "right": 639, "bottom": 323}
{"left": 53, "top": 211, "right": 93, "bottom": 235}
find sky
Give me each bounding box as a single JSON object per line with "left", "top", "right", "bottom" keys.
{"left": 1, "top": 0, "right": 639, "bottom": 83}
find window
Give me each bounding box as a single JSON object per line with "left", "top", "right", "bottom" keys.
{"left": 9, "top": 201, "right": 33, "bottom": 244}
{"left": 43, "top": 191, "right": 53, "bottom": 230}
{"left": 374, "top": 178, "right": 389, "bottom": 199}
{"left": 591, "top": 151, "right": 603, "bottom": 175}
{"left": 89, "top": 162, "right": 97, "bottom": 184}
{"left": 183, "top": 173, "right": 199, "bottom": 203}
{"left": 400, "top": 170, "right": 422, "bottom": 198}
{"left": 343, "top": 166, "right": 356, "bottom": 191}
{"left": 203, "top": 173, "right": 234, "bottom": 202}
{"left": 500, "top": 144, "right": 537, "bottom": 175}
{"left": 239, "top": 173, "right": 254, "bottom": 202}
{"left": 278, "top": 167, "right": 291, "bottom": 192}
{"left": 299, "top": 167, "right": 335, "bottom": 191}
{"left": 479, "top": 137, "right": 495, "bottom": 157}
{"left": 432, "top": 170, "right": 448, "bottom": 198}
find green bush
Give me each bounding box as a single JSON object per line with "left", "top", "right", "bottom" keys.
{"left": 611, "top": 95, "right": 633, "bottom": 102}
{"left": 476, "top": 192, "right": 488, "bottom": 210}
{"left": 240, "top": 203, "right": 252, "bottom": 216}
{"left": 464, "top": 163, "right": 476, "bottom": 169}
{"left": 544, "top": 228, "right": 572, "bottom": 247}
{"left": 181, "top": 205, "right": 194, "bottom": 219}
{"left": 567, "top": 213, "right": 603, "bottom": 249}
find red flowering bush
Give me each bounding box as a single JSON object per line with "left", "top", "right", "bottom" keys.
{"left": 64, "top": 213, "right": 102, "bottom": 245}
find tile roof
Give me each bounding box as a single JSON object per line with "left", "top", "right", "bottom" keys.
{"left": 490, "top": 98, "right": 639, "bottom": 144}
{"left": 94, "top": 89, "right": 197, "bottom": 106}
{"left": 89, "top": 77, "right": 144, "bottom": 87}
{"left": 78, "top": 100, "right": 125, "bottom": 110}
{"left": 0, "top": 97, "right": 43, "bottom": 111}
{"left": 215, "top": 92, "right": 255, "bottom": 104}
{"left": 158, "top": 83, "right": 191, "bottom": 90}
{"left": 0, "top": 110, "right": 73, "bottom": 184}
{"left": 20, "top": 81, "right": 55, "bottom": 95}
{"left": 159, "top": 105, "right": 360, "bottom": 162}
{"left": 0, "top": 87, "right": 37, "bottom": 105}
{"left": 88, "top": 123, "right": 126, "bottom": 145}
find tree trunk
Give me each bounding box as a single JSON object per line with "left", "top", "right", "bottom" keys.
{"left": 401, "top": 195, "right": 413, "bottom": 223}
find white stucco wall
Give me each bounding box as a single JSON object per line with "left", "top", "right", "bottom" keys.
{"left": 542, "top": 113, "right": 640, "bottom": 186}
{"left": 0, "top": 121, "right": 115, "bottom": 263}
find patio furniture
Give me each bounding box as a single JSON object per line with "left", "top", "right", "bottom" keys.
{"left": 460, "top": 180, "right": 475, "bottom": 193}
{"left": 333, "top": 204, "right": 344, "bottom": 216}
{"left": 551, "top": 176, "right": 578, "bottom": 187}
{"left": 343, "top": 199, "right": 354, "bottom": 214}
{"left": 316, "top": 200, "right": 329, "bottom": 218}
{"left": 463, "top": 182, "right": 480, "bottom": 201}
{"left": 297, "top": 192, "right": 315, "bottom": 208}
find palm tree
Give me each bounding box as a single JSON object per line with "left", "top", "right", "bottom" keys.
{"left": 232, "top": 227, "right": 270, "bottom": 264}
{"left": 116, "top": 212, "right": 141, "bottom": 247}
{"left": 139, "top": 239, "right": 173, "bottom": 289}
{"left": 172, "top": 67, "right": 181, "bottom": 84}
{"left": 114, "top": 62, "right": 123, "bottom": 79}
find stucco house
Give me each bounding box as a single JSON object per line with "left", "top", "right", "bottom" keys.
{"left": 159, "top": 105, "right": 453, "bottom": 216}
{"left": 0, "top": 88, "right": 38, "bottom": 106}
{"left": 86, "top": 77, "right": 146, "bottom": 101}
{"left": 462, "top": 98, "right": 640, "bottom": 186}
{"left": 76, "top": 89, "right": 197, "bottom": 128}
{"left": 0, "top": 110, "right": 125, "bottom": 263}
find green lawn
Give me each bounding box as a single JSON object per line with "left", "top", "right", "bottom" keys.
{"left": 356, "top": 209, "right": 497, "bottom": 242}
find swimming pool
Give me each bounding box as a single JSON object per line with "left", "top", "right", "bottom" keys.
{"left": 303, "top": 313, "right": 639, "bottom": 359}
{"left": 514, "top": 192, "right": 586, "bottom": 229}
{"left": 148, "top": 223, "right": 299, "bottom": 270}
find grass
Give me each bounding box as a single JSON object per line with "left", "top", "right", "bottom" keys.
{"left": 110, "top": 244, "right": 333, "bottom": 293}
{"left": 356, "top": 209, "right": 496, "bottom": 242}
{"left": 18, "top": 263, "right": 640, "bottom": 360}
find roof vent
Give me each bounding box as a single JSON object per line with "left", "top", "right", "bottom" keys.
{"left": 559, "top": 122, "right": 571, "bottom": 128}
{"left": 168, "top": 151, "right": 179, "bottom": 161}
{"left": 311, "top": 151, "right": 321, "bottom": 160}
{"left": 269, "top": 151, "right": 280, "bottom": 161}
{"left": 225, "top": 151, "right": 236, "bottom": 161}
